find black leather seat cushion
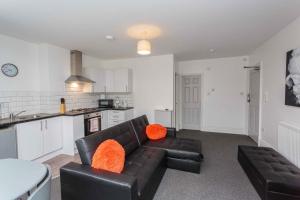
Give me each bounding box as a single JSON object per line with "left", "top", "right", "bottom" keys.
{"left": 239, "top": 145, "right": 300, "bottom": 196}
{"left": 76, "top": 121, "right": 139, "bottom": 165}
{"left": 144, "top": 138, "right": 202, "bottom": 162}
{"left": 123, "top": 147, "right": 165, "bottom": 197}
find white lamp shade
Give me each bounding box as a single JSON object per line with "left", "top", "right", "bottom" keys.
{"left": 137, "top": 40, "right": 151, "bottom": 55}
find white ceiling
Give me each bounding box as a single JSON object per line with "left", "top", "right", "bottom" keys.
{"left": 1, "top": 0, "right": 300, "bottom": 61}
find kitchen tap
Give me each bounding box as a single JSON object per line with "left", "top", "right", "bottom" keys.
{"left": 9, "top": 110, "right": 26, "bottom": 121}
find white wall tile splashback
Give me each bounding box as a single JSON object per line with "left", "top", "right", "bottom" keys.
{"left": 106, "top": 94, "right": 134, "bottom": 108}
{"left": 0, "top": 91, "right": 133, "bottom": 118}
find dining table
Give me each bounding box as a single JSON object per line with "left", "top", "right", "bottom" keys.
{"left": 0, "top": 158, "right": 48, "bottom": 200}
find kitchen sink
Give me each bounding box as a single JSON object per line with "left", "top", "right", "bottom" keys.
{"left": 16, "top": 113, "right": 52, "bottom": 120}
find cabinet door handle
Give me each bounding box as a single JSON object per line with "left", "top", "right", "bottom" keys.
{"left": 40, "top": 121, "right": 43, "bottom": 131}
{"left": 45, "top": 120, "right": 48, "bottom": 130}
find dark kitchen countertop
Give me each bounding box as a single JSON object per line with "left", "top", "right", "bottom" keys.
{"left": 0, "top": 107, "right": 134, "bottom": 128}
{"left": 63, "top": 107, "right": 134, "bottom": 116}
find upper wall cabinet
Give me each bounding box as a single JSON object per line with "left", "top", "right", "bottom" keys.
{"left": 112, "top": 68, "right": 132, "bottom": 93}
{"left": 83, "top": 67, "right": 106, "bottom": 93}
{"left": 84, "top": 68, "right": 132, "bottom": 93}
{"left": 105, "top": 69, "right": 115, "bottom": 92}
{"left": 38, "top": 44, "right": 70, "bottom": 92}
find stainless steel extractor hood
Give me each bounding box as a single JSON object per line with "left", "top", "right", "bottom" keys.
{"left": 65, "top": 50, "right": 95, "bottom": 84}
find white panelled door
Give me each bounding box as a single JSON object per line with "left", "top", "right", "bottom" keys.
{"left": 182, "top": 75, "right": 201, "bottom": 130}
{"left": 248, "top": 69, "right": 260, "bottom": 143}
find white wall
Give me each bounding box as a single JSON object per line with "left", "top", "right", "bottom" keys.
{"left": 0, "top": 34, "right": 102, "bottom": 92}
{"left": 250, "top": 16, "right": 300, "bottom": 149}
{"left": 0, "top": 34, "right": 39, "bottom": 91}
{"left": 101, "top": 55, "right": 174, "bottom": 123}
{"left": 177, "top": 56, "right": 249, "bottom": 134}
{"left": 83, "top": 55, "right": 102, "bottom": 68}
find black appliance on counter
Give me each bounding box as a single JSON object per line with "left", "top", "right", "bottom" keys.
{"left": 98, "top": 99, "right": 114, "bottom": 108}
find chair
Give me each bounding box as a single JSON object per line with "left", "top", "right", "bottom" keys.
{"left": 28, "top": 165, "right": 52, "bottom": 200}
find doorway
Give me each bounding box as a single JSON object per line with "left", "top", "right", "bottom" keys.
{"left": 175, "top": 74, "right": 180, "bottom": 130}
{"left": 181, "top": 75, "right": 201, "bottom": 130}
{"left": 248, "top": 67, "right": 261, "bottom": 143}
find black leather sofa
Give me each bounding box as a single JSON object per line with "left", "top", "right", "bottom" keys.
{"left": 60, "top": 115, "right": 203, "bottom": 200}
{"left": 131, "top": 115, "right": 203, "bottom": 173}
{"left": 238, "top": 145, "right": 300, "bottom": 200}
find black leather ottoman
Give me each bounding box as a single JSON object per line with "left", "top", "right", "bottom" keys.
{"left": 238, "top": 145, "right": 300, "bottom": 200}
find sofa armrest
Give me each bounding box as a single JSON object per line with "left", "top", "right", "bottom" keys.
{"left": 167, "top": 127, "right": 177, "bottom": 137}
{"left": 60, "top": 162, "right": 138, "bottom": 200}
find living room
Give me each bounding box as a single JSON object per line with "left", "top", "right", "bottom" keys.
{"left": 1, "top": 0, "right": 300, "bottom": 200}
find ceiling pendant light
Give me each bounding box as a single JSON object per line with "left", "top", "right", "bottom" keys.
{"left": 137, "top": 39, "right": 151, "bottom": 55}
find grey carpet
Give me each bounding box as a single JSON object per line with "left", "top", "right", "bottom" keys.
{"left": 51, "top": 130, "right": 260, "bottom": 200}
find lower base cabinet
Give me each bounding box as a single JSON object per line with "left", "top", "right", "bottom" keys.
{"left": 101, "top": 111, "right": 109, "bottom": 130}
{"left": 15, "top": 110, "right": 134, "bottom": 161}
{"left": 43, "top": 117, "right": 62, "bottom": 155}
{"left": 108, "top": 109, "right": 134, "bottom": 128}
{"left": 16, "top": 117, "right": 63, "bottom": 161}
{"left": 17, "top": 120, "right": 44, "bottom": 161}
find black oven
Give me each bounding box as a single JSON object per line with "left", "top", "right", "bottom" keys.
{"left": 84, "top": 111, "right": 102, "bottom": 136}
{"left": 98, "top": 99, "right": 114, "bottom": 108}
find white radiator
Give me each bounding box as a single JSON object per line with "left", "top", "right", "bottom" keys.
{"left": 278, "top": 122, "right": 300, "bottom": 168}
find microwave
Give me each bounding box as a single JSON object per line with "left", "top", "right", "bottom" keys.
{"left": 99, "top": 99, "right": 114, "bottom": 108}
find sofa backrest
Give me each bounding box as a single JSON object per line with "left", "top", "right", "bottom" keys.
{"left": 130, "top": 115, "right": 149, "bottom": 145}
{"left": 76, "top": 121, "right": 139, "bottom": 166}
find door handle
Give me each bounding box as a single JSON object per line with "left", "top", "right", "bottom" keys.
{"left": 247, "top": 94, "right": 251, "bottom": 103}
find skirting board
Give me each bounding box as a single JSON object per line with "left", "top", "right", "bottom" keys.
{"left": 259, "top": 138, "right": 275, "bottom": 149}
{"left": 202, "top": 126, "right": 246, "bottom": 135}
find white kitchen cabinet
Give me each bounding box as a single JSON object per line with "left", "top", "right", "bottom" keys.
{"left": 43, "top": 117, "right": 63, "bottom": 155}
{"left": 105, "top": 70, "right": 115, "bottom": 92}
{"left": 38, "top": 44, "right": 69, "bottom": 92}
{"left": 83, "top": 67, "right": 106, "bottom": 92}
{"left": 113, "top": 68, "right": 132, "bottom": 93}
{"left": 62, "top": 115, "right": 84, "bottom": 156}
{"left": 16, "top": 117, "right": 63, "bottom": 161}
{"left": 83, "top": 67, "right": 132, "bottom": 93}
{"left": 72, "top": 115, "right": 85, "bottom": 142}
{"left": 108, "top": 109, "right": 134, "bottom": 128}
{"left": 17, "top": 120, "right": 44, "bottom": 160}
{"left": 105, "top": 68, "right": 132, "bottom": 93}
{"left": 101, "top": 110, "right": 109, "bottom": 130}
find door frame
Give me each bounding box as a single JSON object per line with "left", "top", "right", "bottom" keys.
{"left": 245, "top": 61, "right": 263, "bottom": 145}
{"left": 176, "top": 73, "right": 203, "bottom": 131}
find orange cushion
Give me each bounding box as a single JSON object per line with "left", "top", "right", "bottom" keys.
{"left": 91, "top": 139, "right": 125, "bottom": 173}
{"left": 146, "top": 124, "right": 167, "bottom": 140}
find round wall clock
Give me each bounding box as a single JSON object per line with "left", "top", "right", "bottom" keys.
{"left": 1, "top": 63, "right": 19, "bottom": 77}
